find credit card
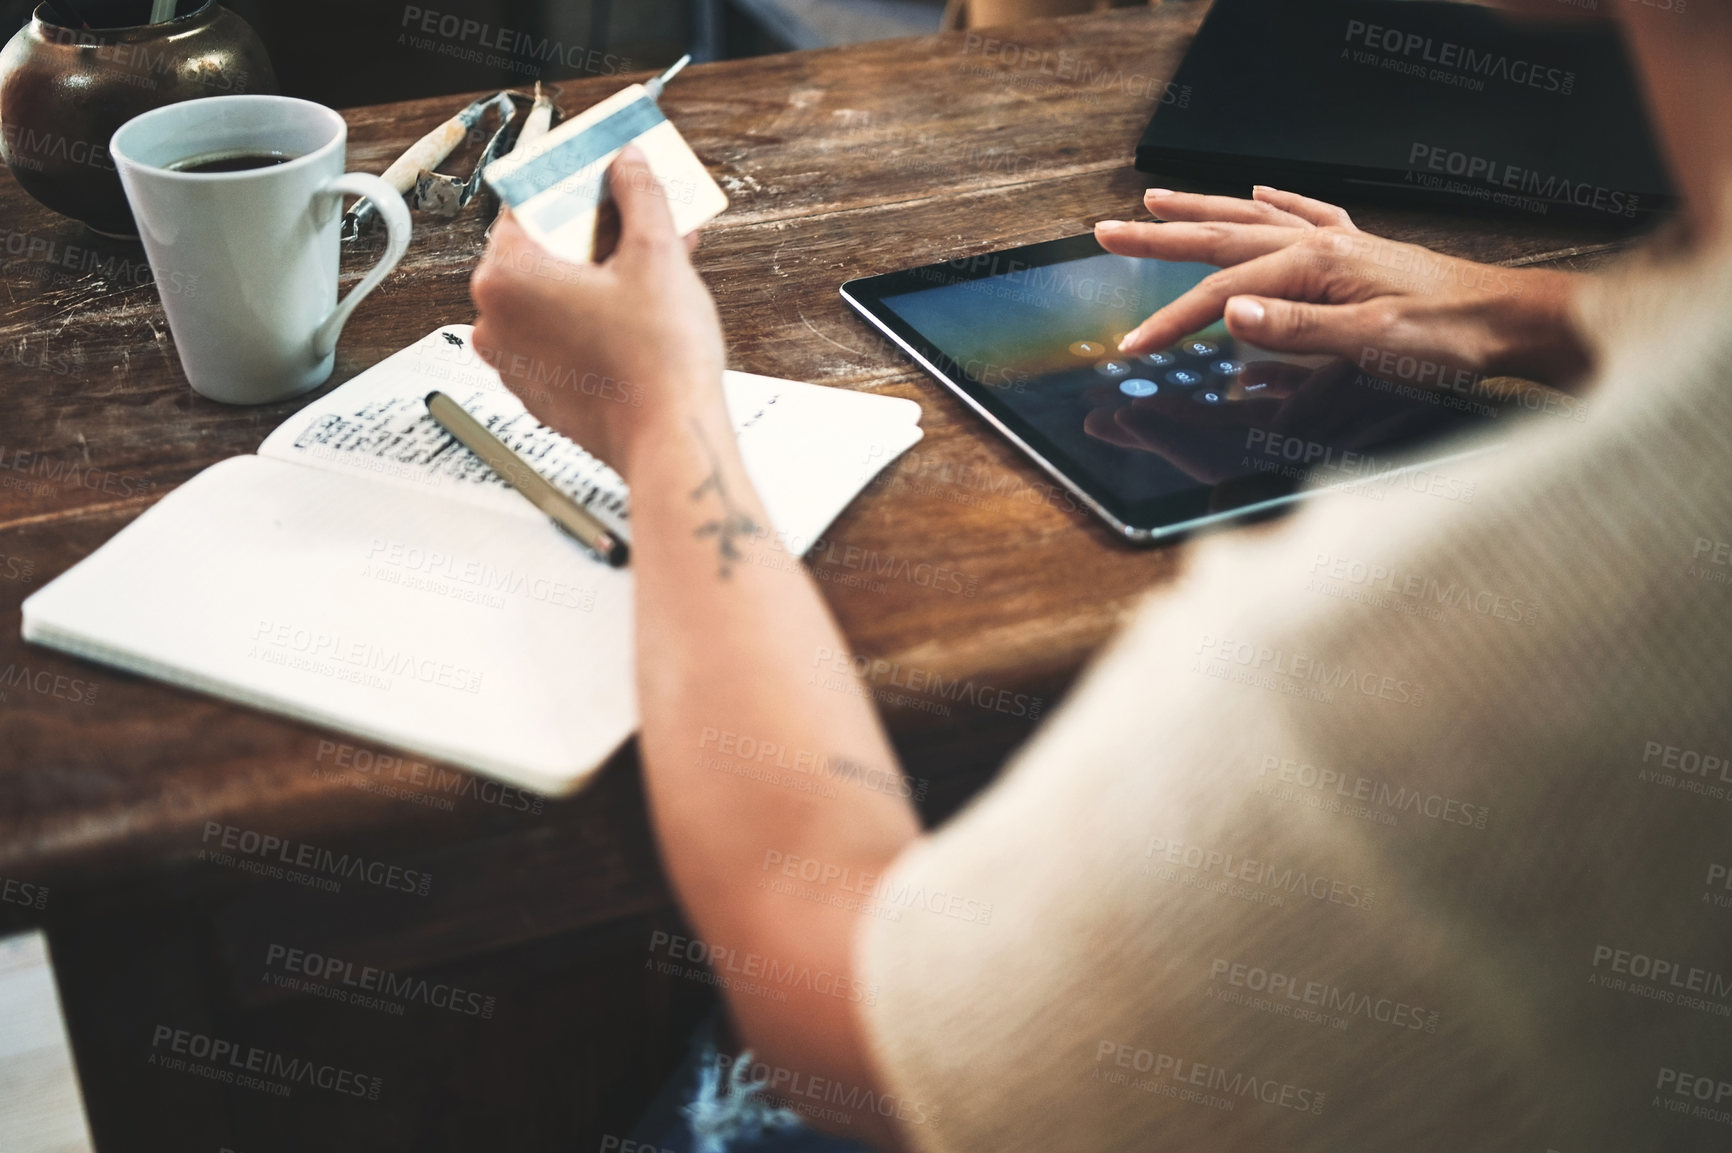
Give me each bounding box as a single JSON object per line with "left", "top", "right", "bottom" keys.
{"left": 483, "top": 83, "right": 729, "bottom": 263}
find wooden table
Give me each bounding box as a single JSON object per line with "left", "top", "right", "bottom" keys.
{"left": 0, "top": 4, "right": 1637, "bottom": 1149}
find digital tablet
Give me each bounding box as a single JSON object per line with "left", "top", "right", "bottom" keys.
{"left": 841, "top": 234, "right": 1496, "bottom": 542}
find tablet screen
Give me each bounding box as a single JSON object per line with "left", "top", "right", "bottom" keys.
{"left": 845, "top": 234, "right": 1495, "bottom": 538}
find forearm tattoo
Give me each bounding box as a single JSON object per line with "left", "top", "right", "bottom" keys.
{"left": 689, "top": 419, "right": 760, "bottom": 579}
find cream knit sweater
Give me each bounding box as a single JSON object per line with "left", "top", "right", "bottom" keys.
{"left": 859, "top": 232, "right": 1732, "bottom": 1153}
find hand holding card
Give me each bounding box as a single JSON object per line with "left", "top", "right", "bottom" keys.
{"left": 483, "top": 82, "right": 729, "bottom": 263}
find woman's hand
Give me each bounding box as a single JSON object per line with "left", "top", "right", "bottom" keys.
{"left": 1096, "top": 187, "right": 1593, "bottom": 390}
{"left": 470, "top": 145, "right": 726, "bottom": 478}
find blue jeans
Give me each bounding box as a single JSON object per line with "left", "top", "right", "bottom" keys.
{"left": 626, "top": 1015, "right": 879, "bottom": 1153}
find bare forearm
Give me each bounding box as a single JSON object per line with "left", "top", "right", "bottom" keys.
{"left": 1485, "top": 267, "right": 1594, "bottom": 388}
{"left": 624, "top": 383, "right": 920, "bottom": 1133}
{"left": 470, "top": 160, "right": 918, "bottom": 1141}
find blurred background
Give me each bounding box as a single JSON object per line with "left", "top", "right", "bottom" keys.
{"left": 1, "top": 0, "right": 1158, "bottom": 106}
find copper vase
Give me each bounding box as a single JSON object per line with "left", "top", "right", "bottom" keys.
{"left": 0, "top": 0, "right": 278, "bottom": 237}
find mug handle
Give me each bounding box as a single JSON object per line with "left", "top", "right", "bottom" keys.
{"left": 311, "top": 172, "right": 412, "bottom": 360}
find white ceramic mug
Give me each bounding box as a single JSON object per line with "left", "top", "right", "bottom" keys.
{"left": 111, "top": 95, "right": 411, "bottom": 405}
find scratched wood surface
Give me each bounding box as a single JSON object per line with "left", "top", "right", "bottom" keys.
{"left": 0, "top": 0, "right": 1636, "bottom": 907}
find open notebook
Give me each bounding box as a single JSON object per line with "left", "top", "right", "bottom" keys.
{"left": 22, "top": 327, "right": 923, "bottom": 795}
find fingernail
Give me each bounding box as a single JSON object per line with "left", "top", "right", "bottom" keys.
{"left": 1096, "top": 219, "right": 1128, "bottom": 231}
{"left": 1117, "top": 329, "right": 1140, "bottom": 352}
{"left": 1146, "top": 188, "right": 1174, "bottom": 198}
{"left": 1252, "top": 185, "right": 1276, "bottom": 194}
{"left": 1227, "top": 297, "right": 1266, "bottom": 326}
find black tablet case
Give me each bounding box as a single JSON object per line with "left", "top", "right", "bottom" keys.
{"left": 1136, "top": 0, "right": 1675, "bottom": 228}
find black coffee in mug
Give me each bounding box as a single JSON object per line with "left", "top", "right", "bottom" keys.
{"left": 112, "top": 95, "right": 412, "bottom": 403}
{"left": 167, "top": 151, "right": 297, "bottom": 174}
